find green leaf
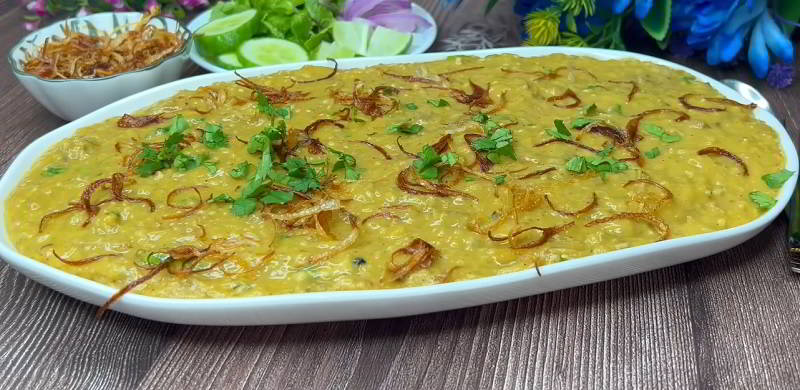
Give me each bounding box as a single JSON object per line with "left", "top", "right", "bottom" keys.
{"left": 173, "top": 153, "right": 199, "bottom": 172}
{"left": 472, "top": 113, "right": 489, "bottom": 124}
{"left": 261, "top": 190, "right": 294, "bottom": 205}
{"left": 388, "top": 122, "right": 424, "bottom": 134}
{"left": 494, "top": 175, "right": 506, "bottom": 185}
{"left": 247, "top": 133, "right": 270, "bottom": 154}
{"left": 42, "top": 167, "right": 65, "bottom": 177}
{"left": 405, "top": 103, "right": 418, "bottom": 110}
{"left": 597, "top": 146, "right": 614, "bottom": 158}
{"left": 749, "top": 191, "right": 777, "bottom": 210}
{"left": 571, "top": 118, "right": 595, "bottom": 129}
{"left": 290, "top": 12, "right": 312, "bottom": 42}
{"left": 210, "top": 194, "right": 235, "bottom": 203}
{"left": 427, "top": 99, "right": 450, "bottom": 108}
{"left": 230, "top": 162, "right": 252, "bottom": 179}
{"left": 241, "top": 180, "right": 269, "bottom": 199}
{"left": 203, "top": 123, "right": 229, "bottom": 149}
{"left": 441, "top": 152, "right": 459, "bottom": 166}
{"left": 778, "top": 0, "right": 800, "bottom": 34}
{"left": 547, "top": 119, "right": 572, "bottom": 140}
{"left": 762, "top": 169, "right": 795, "bottom": 189}
{"left": 330, "top": 149, "right": 360, "bottom": 181}
{"left": 202, "top": 160, "right": 218, "bottom": 174}
{"left": 566, "top": 156, "right": 587, "bottom": 173}
{"left": 644, "top": 123, "right": 665, "bottom": 137}
{"left": 660, "top": 134, "right": 682, "bottom": 143}
{"left": 304, "top": 26, "right": 332, "bottom": 52}
{"left": 232, "top": 197, "right": 259, "bottom": 216}
{"left": 306, "top": 0, "right": 334, "bottom": 27}
{"left": 644, "top": 147, "right": 661, "bottom": 159}
{"left": 640, "top": 0, "right": 672, "bottom": 42}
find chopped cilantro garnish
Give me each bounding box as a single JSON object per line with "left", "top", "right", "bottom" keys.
{"left": 261, "top": 191, "right": 294, "bottom": 205}
{"left": 136, "top": 116, "right": 191, "bottom": 177}
{"left": 257, "top": 92, "right": 290, "bottom": 121}
{"left": 412, "top": 146, "right": 458, "bottom": 181}
{"left": 566, "top": 149, "right": 628, "bottom": 176}
{"left": 547, "top": 119, "right": 572, "bottom": 140}
{"left": 146, "top": 252, "right": 171, "bottom": 266}
{"left": 329, "top": 148, "right": 360, "bottom": 181}
{"left": 280, "top": 158, "right": 322, "bottom": 192}
{"left": 644, "top": 124, "right": 682, "bottom": 143}
{"left": 388, "top": 122, "right": 424, "bottom": 135}
{"left": 472, "top": 128, "right": 516, "bottom": 164}
{"left": 494, "top": 175, "right": 507, "bottom": 185}
{"left": 202, "top": 160, "right": 218, "bottom": 174}
{"left": 762, "top": 169, "right": 795, "bottom": 189}
{"left": 42, "top": 167, "right": 65, "bottom": 177}
{"left": 136, "top": 146, "right": 165, "bottom": 177}
{"left": 472, "top": 113, "right": 489, "bottom": 124}
{"left": 580, "top": 103, "right": 597, "bottom": 116}
{"left": 241, "top": 179, "right": 269, "bottom": 199}
{"left": 203, "top": 123, "right": 228, "bottom": 149}
{"left": 441, "top": 152, "right": 459, "bottom": 166}
{"left": 209, "top": 194, "right": 235, "bottom": 203}
{"left": 749, "top": 191, "right": 777, "bottom": 210}
{"left": 230, "top": 162, "right": 252, "bottom": 179}
{"left": 644, "top": 147, "right": 661, "bottom": 159}
{"left": 571, "top": 118, "right": 595, "bottom": 129}
{"left": 566, "top": 156, "right": 587, "bottom": 173}
{"left": 427, "top": 98, "right": 450, "bottom": 107}
{"left": 405, "top": 103, "right": 418, "bottom": 110}
{"left": 232, "top": 197, "right": 259, "bottom": 216}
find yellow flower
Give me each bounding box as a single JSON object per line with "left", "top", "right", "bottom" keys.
{"left": 523, "top": 7, "right": 561, "bottom": 47}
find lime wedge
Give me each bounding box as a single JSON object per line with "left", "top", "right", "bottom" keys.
{"left": 237, "top": 38, "right": 309, "bottom": 67}
{"left": 366, "top": 26, "right": 412, "bottom": 57}
{"left": 314, "top": 41, "right": 356, "bottom": 60}
{"left": 332, "top": 20, "right": 370, "bottom": 56}
{"left": 196, "top": 9, "right": 258, "bottom": 57}
{"left": 217, "top": 53, "right": 243, "bottom": 69}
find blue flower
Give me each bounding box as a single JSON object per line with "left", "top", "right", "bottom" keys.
{"left": 611, "top": 0, "right": 654, "bottom": 20}
{"left": 672, "top": 0, "right": 742, "bottom": 48}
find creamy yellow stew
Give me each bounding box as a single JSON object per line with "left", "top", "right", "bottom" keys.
{"left": 5, "top": 54, "right": 789, "bottom": 305}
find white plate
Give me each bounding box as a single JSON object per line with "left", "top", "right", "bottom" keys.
{"left": 0, "top": 47, "right": 797, "bottom": 325}
{"left": 186, "top": 3, "right": 437, "bottom": 73}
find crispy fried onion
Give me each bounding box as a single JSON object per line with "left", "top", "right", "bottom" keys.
{"left": 609, "top": 80, "right": 640, "bottom": 102}
{"left": 624, "top": 179, "right": 674, "bottom": 201}
{"left": 488, "top": 222, "right": 574, "bottom": 249}
{"left": 184, "top": 86, "right": 227, "bottom": 114}
{"left": 234, "top": 71, "right": 311, "bottom": 104}
{"left": 585, "top": 212, "right": 670, "bottom": 241}
{"left": 96, "top": 263, "right": 167, "bottom": 318}
{"left": 396, "top": 136, "right": 418, "bottom": 158}
{"left": 117, "top": 113, "right": 164, "bottom": 128}
{"left": 450, "top": 80, "right": 493, "bottom": 109}
{"left": 534, "top": 138, "right": 600, "bottom": 153}
{"left": 586, "top": 124, "right": 627, "bottom": 145}
{"left": 679, "top": 93, "right": 756, "bottom": 112}
{"left": 39, "top": 173, "right": 155, "bottom": 232}
{"left": 469, "top": 186, "right": 539, "bottom": 234}
{"left": 387, "top": 238, "right": 439, "bottom": 281}
{"left": 164, "top": 186, "right": 205, "bottom": 220}
{"left": 266, "top": 198, "right": 341, "bottom": 222}
{"left": 544, "top": 192, "right": 598, "bottom": 216}
{"left": 52, "top": 250, "right": 119, "bottom": 265}
{"left": 396, "top": 167, "right": 475, "bottom": 200}
{"left": 464, "top": 133, "right": 493, "bottom": 172}
{"left": 697, "top": 147, "right": 749, "bottom": 175}
{"left": 431, "top": 133, "right": 452, "bottom": 154}
{"left": 546, "top": 89, "right": 581, "bottom": 108}
{"left": 304, "top": 211, "right": 359, "bottom": 264}
{"left": 518, "top": 167, "right": 557, "bottom": 180}
{"left": 333, "top": 82, "right": 399, "bottom": 119}
{"left": 625, "top": 109, "right": 690, "bottom": 145}
{"left": 293, "top": 58, "right": 338, "bottom": 84}
{"left": 485, "top": 90, "right": 508, "bottom": 114}
{"left": 354, "top": 140, "right": 392, "bottom": 160}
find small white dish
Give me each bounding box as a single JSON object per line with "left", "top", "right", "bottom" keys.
{"left": 187, "top": 3, "right": 437, "bottom": 73}
{"left": 8, "top": 12, "right": 192, "bottom": 121}
{"left": 0, "top": 47, "right": 796, "bottom": 325}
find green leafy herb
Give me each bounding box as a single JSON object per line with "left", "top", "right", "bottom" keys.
{"left": 644, "top": 147, "right": 661, "bottom": 159}
{"left": 42, "top": 167, "right": 65, "bottom": 177}
{"left": 136, "top": 146, "right": 165, "bottom": 177}
{"left": 762, "top": 169, "right": 795, "bottom": 189}
{"left": 580, "top": 103, "right": 597, "bottom": 116}
{"left": 232, "top": 198, "right": 259, "bottom": 216}
{"left": 441, "top": 152, "right": 459, "bottom": 166}
{"left": 257, "top": 92, "right": 290, "bottom": 121}
{"left": 388, "top": 122, "right": 424, "bottom": 135}
{"left": 494, "top": 175, "right": 507, "bottom": 185}
{"left": 329, "top": 148, "right": 360, "bottom": 181}
{"left": 749, "top": 191, "right": 777, "bottom": 210}
{"left": 571, "top": 118, "right": 595, "bottom": 129}
{"left": 136, "top": 116, "right": 190, "bottom": 177}
{"left": 427, "top": 99, "right": 450, "bottom": 108}
{"left": 202, "top": 160, "right": 218, "bottom": 174}
{"left": 203, "top": 123, "right": 229, "bottom": 149}
{"left": 472, "top": 128, "right": 516, "bottom": 164}
{"left": 261, "top": 191, "right": 294, "bottom": 205}
{"left": 405, "top": 103, "right": 418, "bottom": 110}
{"left": 280, "top": 158, "right": 322, "bottom": 192}
{"left": 566, "top": 156, "right": 587, "bottom": 173}
{"left": 209, "top": 194, "right": 235, "bottom": 203}
{"left": 472, "top": 113, "right": 489, "bottom": 124}
{"left": 547, "top": 119, "right": 572, "bottom": 140}
{"left": 230, "top": 162, "right": 252, "bottom": 179}
{"left": 566, "top": 149, "right": 629, "bottom": 176}
{"left": 145, "top": 252, "right": 171, "bottom": 267}
{"left": 413, "top": 145, "right": 443, "bottom": 180}
{"left": 644, "top": 123, "right": 682, "bottom": 143}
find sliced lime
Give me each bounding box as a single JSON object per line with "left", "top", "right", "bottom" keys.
{"left": 332, "top": 20, "right": 370, "bottom": 56}
{"left": 217, "top": 53, "right": 243, "bottom": 69}
{"left": 195, "top": 9, "right": 258, "bottom": 57}
{"left": 237, "top": 37, "right": 309, "bottom": 67}
{"left": 366, "top": 26, "right": 412, "bottom": 57}
{"left": 314, "top": 41, "right": 356, "bottom": 60}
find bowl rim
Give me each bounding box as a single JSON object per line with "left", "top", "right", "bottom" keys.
{"left": 7, "top": 11, "right": 193, "bottom": 83}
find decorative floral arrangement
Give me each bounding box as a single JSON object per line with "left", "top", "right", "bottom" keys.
{"left": 497, "top": 0, "right": 799, "bottom": 87}
{"left": 21, "top": 0, "right": 210, "bottom": 31}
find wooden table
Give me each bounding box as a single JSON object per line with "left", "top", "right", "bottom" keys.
{"left": 2, "top": 1, "right": 800, "bottom": 388}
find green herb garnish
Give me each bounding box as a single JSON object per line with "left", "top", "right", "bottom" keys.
{"left": 749, "top": 191, "right": 777, "bottom": 210}
{"left": 762, "top": 169, "right": 795, "bottom": 189}
{"left": 388, "top": 122, "right": 424, "bottom": 135}
{"left": 644, "top": 147, "right": 661, "bottom": 159}
{"left": 547, "top": 119, "right": 572, "bottom": 140}
{"left": 413, "top": 145, "right": 458, "bottom": 181}
{"left": 571, "top": 118, "right": 594, "bottom": 129}
{"left": 472, "top": 128, "right": 516, "bottom": 164}
{"left": 209, "top": 194, "right": 235, "bottom": 203}
{"left": 644, "top": 124, "right": 682, "bottom": 143}
{"left": 494, "top": 175, "right": 507, "bottom": 185}
{"left": 566, "top": 148, "right": 629, "bottom": 177}
{"left": 232, "top": 198, "right": 259, "bottom": 216}
{"left": 261, "top": 190, "right": 294, "bottom": 205}
{"left": 42, "top": 167, "right": 65, "bottom": 177}
{"left": 230, "top": 162, "right": 252, "bottom": 179}
{"left": 203, "top": 123, "right": 229, "bottom": 149}
{"left": 405, "top": 103, "right": 418, "bottom": 110}
{"left": 427, "top": 98, "right": 450, "bottom": 108}
{"left": 329, "top": 148, "right": 360, "bottom": 181}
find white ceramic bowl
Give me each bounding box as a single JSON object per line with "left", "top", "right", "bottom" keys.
{"left": 187, "top": 3, "right": 437, "bottom": 73}
{"left": 0, "top": 47, "right": 797, "bottom": 325}
{"left": 8, "top": 12, "right": 192, "bottom": 121}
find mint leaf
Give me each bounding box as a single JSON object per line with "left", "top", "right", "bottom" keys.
{"left": 441, "top": 152, "right": 459, "bottom": 166}
{"left": 661, "top": 134, "right": 682, "bottom": 143}
{"left": 547, "top": 119, "right": 572, "bottom": 140}
{"left": 762, "top": 169, "right": 795, "bottom": 189}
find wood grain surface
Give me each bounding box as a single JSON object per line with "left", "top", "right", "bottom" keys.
{"left": 1, "top": 1, "right": 800, "bottom": 389}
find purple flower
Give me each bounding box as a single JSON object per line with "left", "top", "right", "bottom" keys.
{"left": 145, "top": 0, "right": 160, "bottom": 13}
{"left": 26, "top": 0, "right": 48, "bottom": 18}
{"left": 24, "top": 19, "right": 41, "bottom": 31}
{"left": 76, "top": 7, "right": 91, "bottom": 17}
{"left": 178, "top": 0, "right": 210, "bottom": 11}
{"left": 767, "top": 63, "right": 795, "bottom": 89}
